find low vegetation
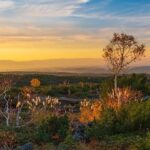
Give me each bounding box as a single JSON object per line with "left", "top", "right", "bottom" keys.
{"left": 0, "top": 73, "right": 149, "bottom": 150}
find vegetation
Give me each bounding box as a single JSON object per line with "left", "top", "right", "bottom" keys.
{"left": 30, "top": 78, "right": 41, "bottom": 88}
{"left": 103, "top": 33, "right": 145, "bottom": 93}
{"left": 0, "top": 73, "right": 149, "bottom": 149}
{"left": 0, "top": 34, "right": 149, "bottom": 149}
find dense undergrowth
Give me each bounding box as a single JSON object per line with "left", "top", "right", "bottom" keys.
{"left": 0, "top": 99, "right": 150, "bottom": 149}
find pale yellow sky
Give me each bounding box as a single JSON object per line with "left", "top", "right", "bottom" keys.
{"left": 1, "top": 40, "right": 150, "bottom": 62}
{"left": 0, "top": 39, "right": 105, "bottom": 61}
{"left": 0, "top": 39, "right": 149, "bottom": 62}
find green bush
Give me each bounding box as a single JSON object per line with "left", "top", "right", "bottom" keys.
{"left": 15, "top": 126, "right": 36, "bottom": 145}
{"left": 86, "top": 100, "right": 150, "bottom": 140}
{"left": 57, "top": 134, "right": 76, "bottom": 150}
{"left": 143, "top": 132, "right": 150, "bottom": 150}
{"left": 36, "top": 115, "right": 69, "bottom": 144}
{"left": 85, "top": 108, "right": 118, "bottom": 139}
{"left": 121, "top": 100, "right": 150, "bottom": 131}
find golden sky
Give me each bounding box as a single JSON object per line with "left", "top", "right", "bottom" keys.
{"left": 0, "top": 37, "right": 149, "bottom": 62}
{"left": 0, "top": 39, "right": 104, "bottom": 61}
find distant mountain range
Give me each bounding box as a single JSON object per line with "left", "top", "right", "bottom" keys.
{"left": 0, "top": 59, "right": 149, "bottom": 74}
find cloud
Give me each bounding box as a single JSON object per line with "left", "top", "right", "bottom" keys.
{"left": 78, "top": 0, "right": 89, "bottom": 3}
{"left": 0, "top": 0, "right": 14, "bottom": 10}
{"left": 14, "top": 0, "right": 90, "bottom": 17}
{"left": 0, "top": 0, "right": 149, "bottom": 47}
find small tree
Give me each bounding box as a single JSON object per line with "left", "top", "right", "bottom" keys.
{"left": 30, "top": 78, "right": 41, "bottom": 88}
{"left": 103, "top": 33, "right": 145, "bottom": 93}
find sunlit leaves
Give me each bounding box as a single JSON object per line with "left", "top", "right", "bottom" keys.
{"left": 79, "top": 99, "right": 102, "bottom": 123}
{"left": 103, "top": 33, "right": 145, "bottom": 74}
{"left": 30, "top": 78, "right": 41, "bottom": 88}
{"left": 105, "top": 88, "right": 143, "bottom": 110}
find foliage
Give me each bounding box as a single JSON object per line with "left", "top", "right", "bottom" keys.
{"left": 30, "top": 78, "right": 41, "bottom": 88}
{"left": 14, "top": 126, "right": 36, "bottom": 145}
{"left": 0, "top": 73, "right": 149, "bottom": 148}
{"left": 103, "top": 33, "right": 145, "bottom": 91}
{"left": 57, "top": 134, "right": 76, "bottom": 150}
{"left": 21, "top": 86, "right": 32, "bottom": 96}
{"left": 36, "top": 115, "right": 69, "bottom": 143}
{"left": 100, "top": 74, "right": 150, "bottom": 97}
{"left": 103, "top": 33, "right": 145, "bottom": 74}
{"left": 85, "top": 99, "right": 150, "bottom": 140}
{"left": 31, "top": 110, "right": 52, "bottom": 125}
{"left": 79, "top": 99, "right": 102, "bottom": 124}
{"left": 105, "top": 87, "right": 143, "bottom": 110}
{"left": 118, "top": 74, "right": 150, "bottom": 95}
{"left": 0, "top": 130, "right": 16, "bottom": 148}
{"left": 26, "top": 96, "right": 60, "bottom": 112}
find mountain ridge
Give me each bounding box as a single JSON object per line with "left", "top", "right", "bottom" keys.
{"left": 0, "top": 59, "right": 149, "bottom": 74}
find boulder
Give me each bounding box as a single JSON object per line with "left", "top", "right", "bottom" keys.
{"left": 18, "top": 143, "right": 33, "bottom": 150}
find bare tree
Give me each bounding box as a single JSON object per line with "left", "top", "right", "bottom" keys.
{"left": 0, "top": 79, "right": 12, "bottom": 127}
{"left": 15, "top": 87, "right": 31, "bottom": 127}
{"left": 103, "top": 33, "right": 145, "bottom": 93}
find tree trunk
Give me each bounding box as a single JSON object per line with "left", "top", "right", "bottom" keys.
{"left": 6, "top": 100, "right": 10, "bottom": 127}
{"left": 114, "top": 74, "right": 118, "bottom": 94}
{"left": 6, "top": 117, "right": 9, "bottom": 127}
{"left": 114, "top": 74, "right": 121, "bottom": 108}
{"left": 16, "top": 108, "right": 21, "bottom": 127}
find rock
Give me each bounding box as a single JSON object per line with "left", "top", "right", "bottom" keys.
{"left": 18, "top": 143, "right": 33, "bottom": 150}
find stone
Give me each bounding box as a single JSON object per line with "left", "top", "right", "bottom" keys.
{"left": 18, "top": 143, "right": 33, "bottom": 150}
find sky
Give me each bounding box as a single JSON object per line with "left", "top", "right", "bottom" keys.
{"left": 0, "top": 0, "right": 150, "bottom": 64}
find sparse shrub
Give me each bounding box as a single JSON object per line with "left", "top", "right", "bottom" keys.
{"left": 14, "top": 126, "right": 36, "bottom": 145}
{"left": 31, "top": 110, "right": 52, "bottom": 125}
{"left": 0, "top": 131, "right": 16, "bottom": 148}
{"left": 21, "top": 86, "right": 32, "bottom": 96}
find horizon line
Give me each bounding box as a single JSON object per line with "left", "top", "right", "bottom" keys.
{"left": 0, "top": 58, "right": 103, "bottom": 62}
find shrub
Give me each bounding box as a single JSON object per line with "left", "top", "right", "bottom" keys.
{"left": 0, "top": 131, "right": 16, "bottom": 148}
{"left": 121, "top": 100, "right": 150, "bottom": 131}
{"left": 30, "top": 79, "right": 41, "bottom": 88}
{"left": 15, "top": 126, "right": 36, "bottom": 145}
{"left": 104, "top": 87, "right": 143, "bottom": 111}
{"left": 143, "top": 132, "right": 150, "bottom": 150}
{"left": 85, "top": 99, "right": 150, "bottom": 140}
{"left": 57, "top": 134, "right": 76, "bottom": 150}
{"left": 85, "top": 108, "right": 118, "bottom": 139}
{"left": 79, "top": 99, "right": 102, "bottom": 124}
{"left": 36, "top": 115, "right": 69, "bottom": 143}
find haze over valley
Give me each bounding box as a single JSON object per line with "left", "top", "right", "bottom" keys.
{"left": 0, "top": 58, "right": 149, "bottom": 74}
